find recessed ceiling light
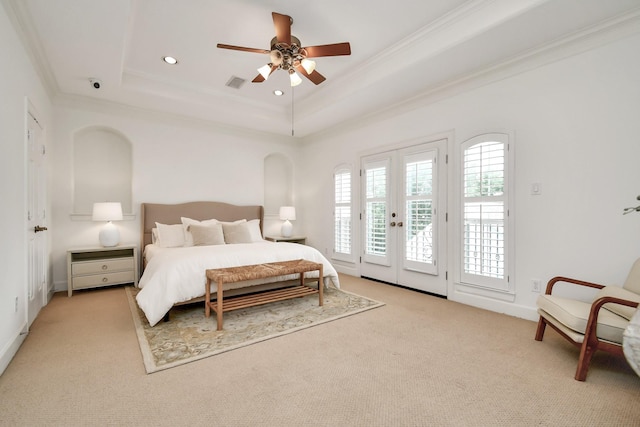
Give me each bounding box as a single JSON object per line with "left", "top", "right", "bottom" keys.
{"left": 273, "top": 90, "right": 284, "bottom": 96}
{"left": 162, "top": 56, "right": 178, "bottom": 65}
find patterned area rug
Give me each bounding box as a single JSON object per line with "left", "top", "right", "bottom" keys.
{"left": 126, "top": 286, "right": 384, "bottom": 373}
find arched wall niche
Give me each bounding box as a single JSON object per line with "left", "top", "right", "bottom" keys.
{"left": 264, "top": 153, "right": 293, "bottom": 216}
{"left": 73, "top": 126, "right": 132, "bottom": 215}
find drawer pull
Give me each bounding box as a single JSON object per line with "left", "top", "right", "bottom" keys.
{"left": 102, "top": 277, "right": 108, "bottom": 283}
{"left": 102, "top": 265, "right": 108, "bottom": 270}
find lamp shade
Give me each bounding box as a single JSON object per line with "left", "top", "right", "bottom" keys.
{"left": 279, "top": 206, "right": 296, "bottom": 221}
{"left": 257, "top": 63, "right": 272, "bottom": 80}
{"left": 92, "top": 202, "right": 123, "bottom": 221}
{"left": 289, "top": 71, "right": 302, "bottom": 87}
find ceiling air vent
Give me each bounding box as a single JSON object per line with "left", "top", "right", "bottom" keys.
{"left": 225, "top": 76, "right": 246, "bottom": 89}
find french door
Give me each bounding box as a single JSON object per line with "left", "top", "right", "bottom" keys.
{"left": 361, "top": 140, "right": 447, "bottom": 296}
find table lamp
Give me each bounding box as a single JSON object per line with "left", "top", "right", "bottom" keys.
{"left": 92, "top": 202, "right": 123, "bottom": 247}
{"left": 279, "top": 206, "right": 296, "bottom": 237}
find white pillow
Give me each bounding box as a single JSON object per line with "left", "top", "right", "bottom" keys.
{"left": 181, "top": 217, "right": 219, "bottom": 246}
{"left": 151, "top": 227, "right": 158, "bottom": 244}
{"left": 154, "top": 222, "right": 186, "bottom": 248}
{"left": 188, "top": 223, "right": 225, "bottom": 246}
{"left": 222, "top": 219, "right": 263, "bottom": 244}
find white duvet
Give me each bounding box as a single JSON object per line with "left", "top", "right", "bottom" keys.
{"left": 136, "top": 241, "right": 340, "bottom": 326}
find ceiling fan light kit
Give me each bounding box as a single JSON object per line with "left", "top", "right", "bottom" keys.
{"left": 217, "top": 12, "right": 351, "bottom": 87}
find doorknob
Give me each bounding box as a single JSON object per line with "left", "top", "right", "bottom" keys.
{"left": 397, "top": 222, "right": 403, "bottom": 227}
{"left": 34, "top": 225, "right": 48, "bottom": 233}
{"left": 390, "top": 222, "right": 396, "bottom": 227}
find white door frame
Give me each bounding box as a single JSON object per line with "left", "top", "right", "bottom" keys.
{"left": 360, "top": 137, "right": 448, "bottom": 296}
{"left": 26, "top": 105, "right": 48, "bottom": 327}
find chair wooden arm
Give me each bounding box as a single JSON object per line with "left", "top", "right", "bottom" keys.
{"left": 587, "top": 296, "right": 639, "bottom": 328}
{"left": 545, "top": 276, "right": 605, "bottom": 295}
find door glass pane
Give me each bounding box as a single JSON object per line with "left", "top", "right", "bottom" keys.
{"left": 405, "top": 159, "right": 434, "bottom": 264}
{"left": 366, "top": 202, "right": 386, "bottom": 255}
{"left": 365, "top": 166, "right": 387, "bottom": 256}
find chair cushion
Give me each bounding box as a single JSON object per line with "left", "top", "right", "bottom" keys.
{"left": 594, "top": 286, "right": 640, "bottom": 320}
{"left": 537, "top": 294, "right": 629, "bottom": 344}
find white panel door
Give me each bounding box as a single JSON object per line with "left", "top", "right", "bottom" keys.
{"left": 361, "top": 140, "right": 447, "bottom": 296}
{"left": 27, "top": 112, "right": 47, "bottom": 327}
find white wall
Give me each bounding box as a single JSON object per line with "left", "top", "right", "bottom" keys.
{"left": 50, "top": 101, "right": 299, "bottom": 290}
{"left": 0, "top": 3, "right": 53, "bottom": 373}
{"left": 299, "top": 33, "right": 640, "bottom": 320}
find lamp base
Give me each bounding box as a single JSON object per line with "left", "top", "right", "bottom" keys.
{"left": 99, "top": 222, "right": 120, "bottom": 247}
{"left": 281, "top": 220, "right": 293, "bottom": 238}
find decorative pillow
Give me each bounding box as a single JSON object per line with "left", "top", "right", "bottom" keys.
{"left": 188, "top": 223, "right": 225, "bottom": 246}
{"left": 595, "top": 285, "right": 640, "bottom": 320}
{"left": 181, "top": 217, "right": 219, "bottom": 246}
{"left": 222, "top": 219, "right": 263, "bottom": 244}
{"left": 154, "top": 222, "right": 186, "bottom": 248}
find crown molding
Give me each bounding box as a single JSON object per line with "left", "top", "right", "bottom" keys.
{"left": 303, "top": 7, "right": 640, "bottom": 143}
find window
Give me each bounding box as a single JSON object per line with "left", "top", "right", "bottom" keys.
{"left": 460, "top": 133, "right": 512, "bottom": 292}
{"left": 334, "top": 166, "right": 352, "bottom": 261}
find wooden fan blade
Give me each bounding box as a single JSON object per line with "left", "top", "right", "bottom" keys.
{"left": 217, "top": 44, "right": 270, "bottom": 55}
{"left": 272, "top": 12, "right": 291, "bottom": 45}
{"left": 295, "top": 64, "right": 326, "bottom": 85}
{"left": 252, "top": 65, "right": 278, "bottom": 83}
{"left": 303, "top": 42, "right": 351, "bottom": 58}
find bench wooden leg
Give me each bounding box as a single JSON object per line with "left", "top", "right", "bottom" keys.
{"left": 205, "top": 278, "right": 211, "bottom": 318}
{"left": 217, "top": 278, "right": 224, "bottom": 331}
{"left": 319, "top": 265, "right": 323, "bottom": 306}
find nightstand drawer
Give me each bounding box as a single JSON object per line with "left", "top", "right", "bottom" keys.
{"left": 72, "top": 258, "right": 134, "bottom": 276}
{"left": 72, "top": 270, "right": 136, "bottom": 289}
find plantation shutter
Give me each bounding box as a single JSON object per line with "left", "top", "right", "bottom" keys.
{"left": 461, "top": 135, "right": 509, "bottom": 291}
{"left": 334, "top": 168, "right": 352, "bottom": 257}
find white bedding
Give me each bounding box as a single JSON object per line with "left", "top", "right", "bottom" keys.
{"left": 136, "top": 241, "right": 340, "bottom": 326}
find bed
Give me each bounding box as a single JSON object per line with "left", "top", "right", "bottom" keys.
{"left": 136, "top": 201, "right": 340, "bottom": 326}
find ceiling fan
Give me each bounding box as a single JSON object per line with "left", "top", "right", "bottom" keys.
{"left": 217, "top": 12, "right": 351, "bottom": 87}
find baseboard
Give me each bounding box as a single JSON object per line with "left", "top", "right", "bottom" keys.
{"left": 0, "top": 324, "right": 28, "bottom": 376}
{"left": 449, "top": 289, "right": 539, "bottom": 322}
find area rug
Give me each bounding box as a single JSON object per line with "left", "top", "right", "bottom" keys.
{"left": 126, "top": 286, "right": 384, "bottom": 373}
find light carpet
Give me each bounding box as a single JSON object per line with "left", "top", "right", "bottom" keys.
{"left": 126, "top": 285, "right": 384, "bottom": 373}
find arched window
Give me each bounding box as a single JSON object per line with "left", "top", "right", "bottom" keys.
{"left": 334, "top": 165, "right": 353, "bottom": 261}
{"left": 460, "top": 133, "right": 513, "bottom": 292}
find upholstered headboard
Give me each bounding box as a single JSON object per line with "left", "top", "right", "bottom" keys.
{"left": 140, "top": 201, "right": 264, "bottom": 249}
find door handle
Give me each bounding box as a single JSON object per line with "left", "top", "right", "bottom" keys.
{"left": 390, "top": 222, "right": 396, "bottom": 227}
{"left": 34, "top": 225, "right": 48, "bottom": 233}
{"left": 397, "top": 222, "right": 403, "bottom": 227}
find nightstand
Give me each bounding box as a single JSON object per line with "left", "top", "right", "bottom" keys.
{"left": 67, "top": 244, "right": 138, "bottom": 296}
{"left": 265, "top": 235, "right": 307, "bottom": 245}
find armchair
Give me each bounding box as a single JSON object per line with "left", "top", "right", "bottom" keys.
{"left": 535, "top": 258, "right": 640, "bottom": 381}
